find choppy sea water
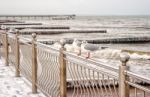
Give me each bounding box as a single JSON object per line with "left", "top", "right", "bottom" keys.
{"left": 26, "top": 16, "right": 150, "bottom": 77}
{"left": 26, "top": 16, "right": 150, "bottom": 51}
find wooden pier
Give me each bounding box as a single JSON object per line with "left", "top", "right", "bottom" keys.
{"left": 4, "top": 26, "right": 70, "bottom": 30}
{"left": 0, "top": 15, "right": 76, "bottom": 20}
{"left": 0, "top": 22, "right": 42, "bottom": 26}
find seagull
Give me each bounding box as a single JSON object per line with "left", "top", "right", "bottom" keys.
{"left": 72, "top": 38, "right": 82, "bottom": 55}
{"left": 53, "top": 41, "right": 62, "bottom": 49}
{"left": 64, "top": 38, "right": 82, "bottom": 54}
{"left": 81, "top": 40, "right": 101, "bottom": 58}
{"left": 60, "top": 38, "right": 67, "bottom": 46}
{"left": 53, "top": 38, "right": 67, "bottom": 49}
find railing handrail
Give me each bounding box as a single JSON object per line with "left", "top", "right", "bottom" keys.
{"left": 1, "top": 31, "right": 150, "bottom": 97}
{"left": 32, "top": 38, "right": 119, "bottom": 73}
{"left": 125, "top": 71, "right": 150, "bottom": 84}
{"left": 35, "top": 39, "right": 119, "bottom": 74}
{"left": 126, "top": 81, "right": 150, "bottom": 93}
{"left": 4, "top": 32, "right": 150, "bottom": 79}
{"left": 35, "top": 41, "right": 59, "bottom": 52}
{"left": 65, "top": 56, "right": 118, "bottom": 78}
{"left": 64, "top": 51, "right": 119, "bottom": 73}
{"left": 35, "top": 40, "right": 119, "bottom": 77}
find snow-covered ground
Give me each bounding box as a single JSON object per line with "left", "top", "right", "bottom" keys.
{"left": 0, "top": 59, "right": 46, "bottom": 97}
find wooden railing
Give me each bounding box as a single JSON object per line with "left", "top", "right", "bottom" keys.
{"left": 0, "top": 31, "right": 150, "bottom": 97}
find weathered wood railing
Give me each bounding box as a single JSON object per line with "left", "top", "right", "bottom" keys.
{"left": 0, "top": 31, "right": 150, "bottom": 97}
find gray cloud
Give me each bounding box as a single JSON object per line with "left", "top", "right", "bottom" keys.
{"left": 0, "top": 0, "right": 150, "bottom": 15}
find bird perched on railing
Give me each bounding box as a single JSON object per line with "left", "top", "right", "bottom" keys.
{"left": 81, "top": 40, "right": 101, "bottom": 58}
{"left": 64, "top": 38, "right": 82, "bottom": 55}
{"left": 53, "top": 41, "right": 62, "bottom": 49}
{"left": 60, "top": 38, "right": 67, "bottom": 47}
{"left": 72, "top": 38, "right": 82, "bottom": 55}
{"left": 53, "top": 38, "right": 67, "bottom": 49}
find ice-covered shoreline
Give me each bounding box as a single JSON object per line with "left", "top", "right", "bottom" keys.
{"left": 0, "top": 59, "right": 46, "bottom": 97}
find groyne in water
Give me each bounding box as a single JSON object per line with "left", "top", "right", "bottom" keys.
{"left": 0, "top": 23, "right": 70, "bottom": 30}
{"left": 0, "top": 15, "right": 76, "bottom": 20}
{"left": 4, "top": 25, "right": 70, "bottom": 30}
{"left": 0, "top": 20, "right": 149, "bottom": 44}
{"left": 11, "top": 29, "right": 107, "bottom": 35}
{"left": 0, "top": 22, "right": 42, "bottom": 26}
{"left": 39, "top": 36, "right": 150, "bottom": 45}
{"left": 87, "top": 37, "right": 150, "bottom": 44}
{"left": 0, "top": 20, "right": 20, "bottom": 23}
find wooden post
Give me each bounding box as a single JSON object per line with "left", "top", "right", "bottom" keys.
{"left": 15, "top": 30, "right": 20, "bottom": 77}
{"left": 4, "top": 33, "right": 9, "bottom": 66}
{"left": 32, "top": 33, "right": 37, "bottom": 93}
{"left": 60, "top": 41, "right": 67, "bottom": 97}
{"left": 119, "top": 53, "right": 130, "bottom": 97}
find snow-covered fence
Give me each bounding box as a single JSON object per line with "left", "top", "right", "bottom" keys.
{"left": 118, "top": 52, "right": 150, "bottom": 97}
{"left": 0, "top": 32, "right": 4, "bottom": 58}
{"left": 124, "top": 61, "right": 150, "bottom": 97}
{"left": 0, "top": 31, "right": 9, "bottom": 65}
{"left": 1, "top": 30, "right": 150, "bottom": 97}
{"left": 64, "top": 51, "right": 119, "bottom": 97}
{"left": 125, "top": 71, "right": 150, "bottom": 97}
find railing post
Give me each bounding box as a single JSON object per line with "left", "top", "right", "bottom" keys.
{"left": 32, "top": 33, "right": 37, "bottom": 93}
{"left": 119, "top": 53, "right": 130, "bottom": 97}
{"left": 59, "top": 40, "right": 67, "bottom": 97}
{"left": 4, "top": 32, "right": 9, "bottom": 66}
{"left": 15, "top": 30, "right": 20, "bottom": 77}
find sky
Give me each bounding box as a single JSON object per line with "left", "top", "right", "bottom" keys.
{"left": 0, "top": 0, "right": 150, "bottom": 15}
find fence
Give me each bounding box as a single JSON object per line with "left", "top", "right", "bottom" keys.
{"left": 0, "top": 31, "right": 150, "bottom": 97}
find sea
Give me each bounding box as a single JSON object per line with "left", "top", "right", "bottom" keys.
{"left": 26, "top": 16, "right": 150, "bottom": 77}
{"left": 1, "top": 15, "right": 149, "bottom": 75}
{"left": 1, "top": 16, "right": 150, "bottom": 95}
{"left": 25, "top": 16, "right": 150, "bottom": 52}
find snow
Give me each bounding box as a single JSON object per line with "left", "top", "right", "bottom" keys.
{"left": 0, "top": 59, "right": 47, "bottom": 97}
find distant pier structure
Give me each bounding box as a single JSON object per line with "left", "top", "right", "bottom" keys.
{"left": 0, "top": 15, "right": 76, "bottom": 20}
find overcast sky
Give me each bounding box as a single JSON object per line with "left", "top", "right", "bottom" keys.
{"left": 0, "top": 0, "right": 150, "bottom": 15}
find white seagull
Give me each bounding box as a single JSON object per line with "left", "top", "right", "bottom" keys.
{"left": 72, "top": 38, "right": 82, "bottom": 55}
{"left": 81, "top": 40, "right": 100, "bottom": 58}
